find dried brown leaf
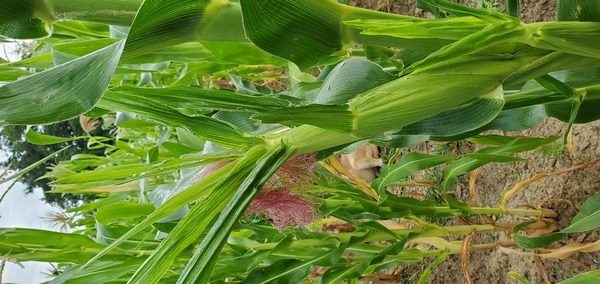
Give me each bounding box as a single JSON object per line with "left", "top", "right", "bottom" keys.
{"left": 468, "top": 167, "right": 482, "bottom": 207}
{"left": 534, "top": 255, "right": 551, "bottom": 284}
{"left": 461, "top": 233, "right": 474, "bottom": 284}
{"left": 79, "top": 115, "right": 100, "bottom": 134}
{"left": 498, "top": 239, "right": 600, "bottom": 259}
{"left": 500, "top": 157, "right": 600, "bottom": 210}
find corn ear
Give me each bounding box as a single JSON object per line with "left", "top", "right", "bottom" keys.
{"left": 350, "top": 49, "right": 546, "bottom": 137}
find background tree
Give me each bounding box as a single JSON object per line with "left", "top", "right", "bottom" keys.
{"left": 0, "top": 119, "right": 112, "bottom": 208}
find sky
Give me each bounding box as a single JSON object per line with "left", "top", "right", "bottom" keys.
{"left": 1, "top": 43, "right": 60, "bottom": 283}
{"left": 1, "top": 42, "right": 20, "bottom": 62}
{"left": 0, "top": 181, "right": 60, "bottom": 284}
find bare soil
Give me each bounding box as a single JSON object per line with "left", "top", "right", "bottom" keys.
{"left": 428, "top": 119, "right": 600, "bottom": 284}
{"left": 348, "top": 1, "right": 599, "bottom": 283}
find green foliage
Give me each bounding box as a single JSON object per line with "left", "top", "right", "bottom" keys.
{"left": 0, "top": 119, "right": 111, "bottom": 208}
{"left": 559, "top": 269, "right": 600, "bottom": 284}
{"left": 561, "top": 191, "right": 600, "bottom": 233}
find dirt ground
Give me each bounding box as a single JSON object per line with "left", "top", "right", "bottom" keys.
{"left": 348, "top": 0, "right": 599, "bottom": 283}
{"left": 427, "top": 119, "right": 600, "bottom": 284}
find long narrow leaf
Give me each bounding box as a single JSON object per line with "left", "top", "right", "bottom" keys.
{"left": 0, "top": 146, "right": 70, "bottom": 186}
{"left": 123, "top": 0, "right": 209, "bottom": 59}
{"left": 127, "top": 145, "right": 275, "bottom": 283}
{"left": 561, "top": 191, "right": 600, "bottom": 233}
{"left": 25, "top": 128, "right": 87, "bottom": 145}
{"left": 98, "top": 90, "right": 263, "bottom": 148}
{"left": 441, "top": 136, "right": 559, "bottom": 191}
{"left": 78, "top": 159, "right": 244, "bottom": 271}
{"left": 372, "top": 153, "right": 456, "bottom": 201}
{"left": 178, "top": 144, "right": 292, "bottom": 283}
{"left": 0, "top": 40, "right": 124, "bottom": 125}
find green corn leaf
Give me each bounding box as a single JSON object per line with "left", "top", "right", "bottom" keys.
{"left": 505, "top": 0, "right": 519, "bottom": 18}
{"left": 110, "top": 85, "right": 292, "bottom": 113}
{"left": 46, "top": 1, "right": 138, "bottom": 27}
{"left": 559, "top": 270, "right": 600, "bottom": 284}
{"left": 51, "top": 38, "right": 120, "bottom": 65}
{"left": 543, "top": 86, "right": 600, "bottom": 124}
{"left": 48, "top": 259, "right": 143, "bottom": 284}
{"left": 200, "top": 41, "right": 286, "bottom": 66}
{"left": 312, "top": 58, "right": 395, "bottom": 105}
{"left": 239, "top": 0, "right": 345, "bottom": 71}
{"left": 471, "top": 106, "right": 547, "bottom": 133}
{"left": 122, "top": 0, "right": 269, "bottom": 63}
{"left": 535, "top": 74, "right": 583, "bottom": 145}
{"left": 356, "top": 15, "right": 600, "bottom": 74}
{"left": 176, "top": 127, "right": 205, "bottom": 151}
{"left": 561, "top": 191, "right": 600, "bottom": 233}
{"left": 0, "top": 1, "right": 35, "bottom": 25}
{"left": 416, "top": 0, "right": 446, "bottom": 18}
{"left": 350, "top": 49, "right": 548, "bottom": 138}
{"left": 535, "top": 74, "right": 578, "bottom": 99}
{"left": 0, "top": 64, "right": 32, "bottom": 81}
{"left": 122, "top": 0, "right": 209, "bottom": 59}
{"left": 364, "top": 45, "right": 397, "bottom": 67}
{"left": 211, "top": 251, "right": 273, "bottom": 281}
{"left": 345, "top": 17, "right": 488, "bottom": 41}
{"left": 253, "top": 104, "right": 353, "bottom": 132}
{"left": 524, "top": 21, "right": 600, "bottom": 59}
{"left": 392, "top": 49, "right": 434, "bottom": 69}
{"left": 373, "top": 153, "right": 456, "bottom": 198}
{"left": 467, "top": 135, "right": 519, "bottom": 146}
{"left": 177, "top": 144, "right": 292, "bottom": 283}
{"left": 0, "top": 228, "right": 135, "bottom": 263}
{"left": 242, "top": 259, "right": 317, "bottom": 284}
{"left": 465, "top": 153, "right": 527, "bottom": 162}
{"left": 319, "top": 232, "right": 377, "bottom": 282}
{"left": 0, "top": 18, "right": 48, "bottom": 39}
{"left": 558, "top": 0, "right": 600, "bottom": 21}
{"left": 320, "top": 189, "right": 456, "bottom": 220}
{"left": 321, "top": 262, "right": 370, "bottom": 283}
{"left": 1, "top": 53, "right": 55, "bottom": 70}
{"left": 196, "top": 2, "right": 246, "bottom": 43}
{"left": 50, "top": 21, "right": 112, "bottom": 40}
{"left": 211, "top": 235, "right": 294, "bottom": 279}
{"left": 504, "top": 52, "right": 600, "bottom": 87}
{"left": 52, "top": 151, "right": 241, "bottom": 185}
{"left": 398, "top": 87, "right": 505, "bottom": 137}
{"left": 25, "top": 128, "right": 87, "bottom": 145}
{"left": 242, "top": 237, "right": 347, "bottom": 284}
{"left": 417, "top": 249, "right": 449, "bottom": 284}
{"left": 0, "top": 40, "right": 124, "bottom": 125}
{"left": 98, "top": 90, "right": 262, "bottom": 148}
{"left": 78, "top": 156, "right": 244, "bottom": 273}
{"left": 240, "top": 0, "right": 436, "bottom": 70}
{"left": 513, "top": 220, "right": 565, "bottom": 249}
{"left": 126, "top": 145, "right": 282, "bottom": 283}
{"left": 442, "top": 136, "right": 559, "bottom": 191}
{"left": 401, "top": 21, "right": 523, "bottom": 74}
{"left": 0, "top": 1, "right": 138, "bottom": 39}
{"left": 68, "top": 195, "right": 126, "bottom": 213}
{"left": 0, "top": 146, "right": 70, "bottom": 186}
{"left": 95, "top": 203, "right": 158, "bottom": 250}
{"left": 508, "top": 68, "right": 600, "bottom": 125}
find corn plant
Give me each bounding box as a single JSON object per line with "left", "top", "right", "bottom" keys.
{"left": 1, "top": 0, "right": 600, "bottom": 282}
